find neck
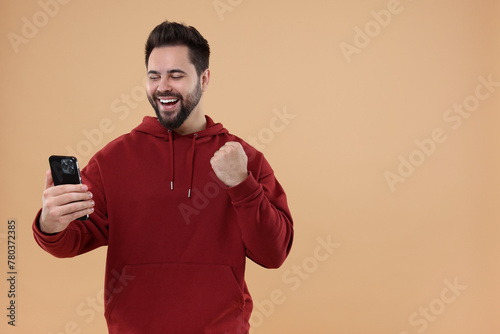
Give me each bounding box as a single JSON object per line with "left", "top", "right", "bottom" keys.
{"left": 174, "top": 107, "right": 206, "bottom": 135}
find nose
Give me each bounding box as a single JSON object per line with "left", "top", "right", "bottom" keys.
{"left": 157, "top": 77, "right": 172, "bottom": 93}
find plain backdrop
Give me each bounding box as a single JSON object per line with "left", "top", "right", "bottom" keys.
{"left": 1, "top": 0, "right": 499, "bottom": 333}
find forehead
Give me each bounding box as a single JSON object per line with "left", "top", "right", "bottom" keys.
{"left": 148, "top": 45, "right": 195, "bottom": 72}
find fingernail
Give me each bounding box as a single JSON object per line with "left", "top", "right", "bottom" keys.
{"left": 90, "top": 200, "right": 95, "bottom": 206}
{"left": 88, "top": 192, "right": 93, "bottom": 199}
{"left": 82, "top": 185, "right": 88, "bottom": 191}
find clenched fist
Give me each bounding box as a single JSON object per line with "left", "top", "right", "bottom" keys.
{"left": 210, "top": 141, "right": 248, "bottom": 187}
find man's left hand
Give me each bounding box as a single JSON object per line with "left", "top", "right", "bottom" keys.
{"left": 210, "top": 141, "right": 248, "bottom": 187}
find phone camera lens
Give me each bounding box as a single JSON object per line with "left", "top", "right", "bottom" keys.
{"left": 61, "top": 159, "right": 75, "bottom": 174}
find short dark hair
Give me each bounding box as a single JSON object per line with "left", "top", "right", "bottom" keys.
{"left": 145, "top": 21, "right": 210, "bottom": 76}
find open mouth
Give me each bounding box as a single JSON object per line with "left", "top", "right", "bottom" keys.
{"left": 158, "top": 98, "right": 180, "bottom": 107}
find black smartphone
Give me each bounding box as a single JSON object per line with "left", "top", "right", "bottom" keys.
{"left": 49, "top": 155, "right": 89, "bottom": 221}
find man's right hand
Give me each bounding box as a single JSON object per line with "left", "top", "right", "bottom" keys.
{"left": 39, "top": 169, "right": 95, "bottom": 234}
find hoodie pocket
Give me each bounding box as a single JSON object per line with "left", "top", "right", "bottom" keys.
{"left": 104, "top": 262, "right": 245, "bottom": 333}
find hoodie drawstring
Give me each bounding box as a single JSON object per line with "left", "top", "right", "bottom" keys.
{"left": 141, "top": 116, "right": 225, "bottom": 199}
{"left": 188, "top": 134, "right": 198, "bottom": 198}
{"left": 168, "top": 130, "right": 174, "bottom": 190}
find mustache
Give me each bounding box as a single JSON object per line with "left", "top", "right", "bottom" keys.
{"left": 154, "top": 91, "right": 182, "bottom": 100}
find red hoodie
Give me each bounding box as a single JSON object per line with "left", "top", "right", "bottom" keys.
{"left": 33, "top": 115, "right": 294, "bottom": 333}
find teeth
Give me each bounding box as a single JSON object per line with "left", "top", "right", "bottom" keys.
{"left": 159, "top": 98, "right": 178, "bottom": 103}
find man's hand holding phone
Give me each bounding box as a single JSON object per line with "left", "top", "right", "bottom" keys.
{"left": 39, "top": 169, "right": 95, "bottom": 234}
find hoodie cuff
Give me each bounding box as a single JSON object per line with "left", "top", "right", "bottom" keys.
{"left": 32, "top": 209, "right": 66, "bottom": 242}
{"left": 226, "top": 172, "right": 261, "bottom": 203}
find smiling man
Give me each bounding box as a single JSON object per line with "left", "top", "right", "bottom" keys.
{"left": 146, "top": 44, "right": 206, "bottom": 134}
{"left": 33, "top": 21, "right": 293, "bottom": 333}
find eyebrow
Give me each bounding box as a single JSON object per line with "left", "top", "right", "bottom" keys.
{"left": 147, "top": 69, "right": 188, "bottom": 75}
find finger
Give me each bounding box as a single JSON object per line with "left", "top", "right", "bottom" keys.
{"left": 49, "top": 191, "right": 93, "bottom": 207}
{"left": 212, "top": 149, "right": 225, "bottom": 158}
{"left": 209, "top": 155, "right": 217, "bottom": 167}
{"left": 217, "top": 145, "right": 232, "bottom": 154}
{"left": 57, "top": 199, "right": 95, "bottom": 217}
{"left": 224, "top": 142, "right": 244, "bottom": 153}
{"left": 64, "top": 207, "right": 94, "bottom": 222}
{"left": 51, "top": 205, "right": 95, "bottom": 228}
{"left": 46, "top": 183, "right": 89, "bottom": 197}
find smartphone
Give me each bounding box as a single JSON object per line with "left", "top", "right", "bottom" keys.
{"left": 49, "top": 155, "right": 89, "bottom": 221}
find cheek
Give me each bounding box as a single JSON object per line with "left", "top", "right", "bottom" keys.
{"left": 146, "top": 84, "right": 156, "bottom": 97}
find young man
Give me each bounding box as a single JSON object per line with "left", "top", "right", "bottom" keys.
{"left": 33, "top": 21, "right": 293, "bottom": 333}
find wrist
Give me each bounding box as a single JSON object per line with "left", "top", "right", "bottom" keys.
{"left": 38, "top": 218, "right": 58, "bottom": 235}
{"left": 227, "top": 172, "right": 248, "bottom": 188}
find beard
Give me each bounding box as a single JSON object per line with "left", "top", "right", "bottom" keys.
{"left": 147, "top": 81, "right": 202, "bottom": 130}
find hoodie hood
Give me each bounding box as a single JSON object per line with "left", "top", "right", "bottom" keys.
{"left": 133, "top": 115, "right": 228, "bottom": 140}
{"left": 131, "top": 115, "right": 229, "bottom": 198}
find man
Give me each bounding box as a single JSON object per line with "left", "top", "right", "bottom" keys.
{"left": 33, "top": 21, "right": 293, "bottom": 334}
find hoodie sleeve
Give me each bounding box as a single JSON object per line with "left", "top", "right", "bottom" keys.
{"left": 32, "top": 158, "right": 109, "bottom": 258}
{"left": 226, "top": 156, "right": 293, "bottom": 269}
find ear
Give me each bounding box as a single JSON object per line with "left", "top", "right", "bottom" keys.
{"left": 200, "top": 69, "right": 210, "bottom": 92}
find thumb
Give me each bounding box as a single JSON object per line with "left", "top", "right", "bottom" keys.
{"left": 44, "top": 169, "right": 54, "bottom": 190}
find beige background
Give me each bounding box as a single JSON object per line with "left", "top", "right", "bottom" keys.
{"left": 1, "top": 0, "right": 499, "bottom": 333}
